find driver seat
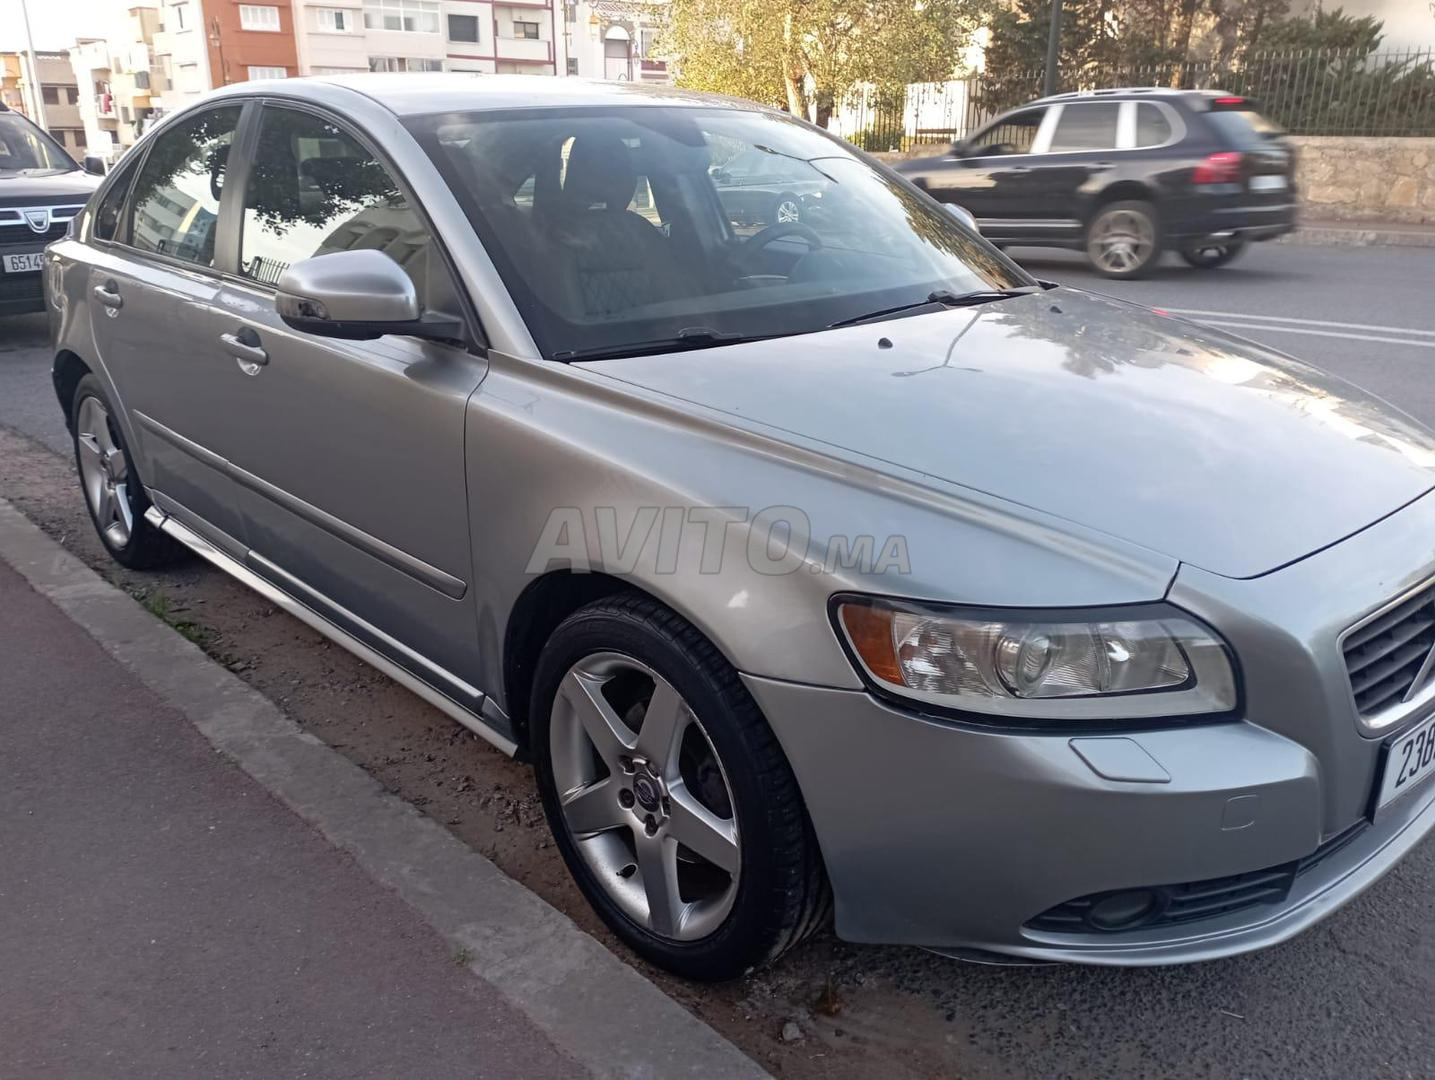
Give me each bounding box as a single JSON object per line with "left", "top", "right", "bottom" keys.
{"left": 545, "top": 134, "right": 684, "bottom": 317}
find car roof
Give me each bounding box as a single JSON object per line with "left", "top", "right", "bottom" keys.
{"left": 209, "top": 73, "right": 772, "bottom": 118}
{"left": 1028, "top": 86, "right": 1232, "bottom": 106}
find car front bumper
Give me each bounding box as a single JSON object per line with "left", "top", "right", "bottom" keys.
{"left": 750, "top": 489, "right": 1435, "bottom": 964}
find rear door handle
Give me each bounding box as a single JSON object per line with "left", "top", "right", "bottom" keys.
{"left": 220, "top": 327, "right": 269, "bottom": 371}
{"left": 92, "top": 281, "right": 122, "bottom": 309}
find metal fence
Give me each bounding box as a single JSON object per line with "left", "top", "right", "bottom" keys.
{"left": 832, "top": 46, "right": 1435, "bottom": 151}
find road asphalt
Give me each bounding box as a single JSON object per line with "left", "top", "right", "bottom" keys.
{"left": 0, "top": 499, "right": 766, "bottom": 1079}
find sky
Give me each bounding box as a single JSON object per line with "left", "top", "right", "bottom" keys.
{"left": 2, "top": 0, "right": 116, "bottom": 52}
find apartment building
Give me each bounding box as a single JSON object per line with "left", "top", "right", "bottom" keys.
{"left": 69, "top": 8, "right": 169, "bottom": 164}
{"left": 0, "top": 51, "right": 87, "bottom": 157}
{"left": 199, "top": 0, "right": 302, "bottom": 84}
{"left": 290, "top": 0, "right": 563, "bottom": 76}
{"left": 564, "top": 0, "right": 668, "bottom": 83}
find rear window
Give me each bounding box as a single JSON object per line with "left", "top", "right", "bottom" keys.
{"left": 1204, "top": 108, "right": 1285, "bottom": 149}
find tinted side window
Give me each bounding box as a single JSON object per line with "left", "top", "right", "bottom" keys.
{"left": 129, "top": 105, "right": 241, "bottom": 266}
{"left": 239, "top": 106, "right": 430, "bottom": 305}
{"left": 93, "top": 157, "right": 140, "bottom": 242}
{"left": 1136, "top": 103, "right": 1173, "bottom": 148}
{"left": 970, "top": 109, "right": 1044, "bottom": 156}
{"left": 1049, "top": 103, "right": 1119, "bottom": 152}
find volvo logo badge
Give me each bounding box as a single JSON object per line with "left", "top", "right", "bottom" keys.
{"left": 24, "top": 208, "right": 50, "bottom": 234}
{"left": 633, "top": 776, "right": 660, "bottom": 812}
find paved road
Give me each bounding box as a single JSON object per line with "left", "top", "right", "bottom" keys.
{"left": 4, "top": 240, "right": 1435, "bottom": 1078}
{"left": 0, "top": 556, "right": 580, "bottom": 1080}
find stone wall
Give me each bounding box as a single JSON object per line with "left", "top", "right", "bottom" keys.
{"left": 874, "top": 137, "right": 1435, "bottom": 225}
{"left": 1289, "top": 136, "right": 1435, "bottom": 224}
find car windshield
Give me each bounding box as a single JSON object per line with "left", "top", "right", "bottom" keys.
{"left": 0, "top": 111, "right": 75, "bottom": 173}
{"left": 408, "top": 105, "right": 1029, "bottom": 360}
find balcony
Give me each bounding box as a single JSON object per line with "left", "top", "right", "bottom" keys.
{"left": 94, "top": 94, "right": 116, "bottom": 119}
{"left": 494, "top": 35, "right": 551, "bottom": 63}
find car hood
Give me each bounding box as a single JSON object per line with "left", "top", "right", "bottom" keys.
{"left": 0, "top": 168, "right": 100, "bottom": 202}
{"left": 581, "top": 289, "right": 1435, "bottom": 579}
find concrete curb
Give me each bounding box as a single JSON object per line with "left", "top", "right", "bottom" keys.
{"left": 1279, "top": 225, "right": 1435, "bottom": 248}
{"left": 0, "top": 496, "right": 769, "bottom": 1080}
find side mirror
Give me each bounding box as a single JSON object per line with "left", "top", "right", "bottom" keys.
{"left": 945, "top": 202, "right": 979, "bottom": 233}
{"left": 82, "top": 154, "right": 107, "bottom": 176}
{"left": 275, "top": 250, "right": 463, "bottom": 343}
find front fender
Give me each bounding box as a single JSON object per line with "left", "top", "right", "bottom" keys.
{"left": 465, "top": 353, "right": 1177, "bottom": 710}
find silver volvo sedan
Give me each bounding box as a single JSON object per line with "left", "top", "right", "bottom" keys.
{"left": 46, "top": 75, "right": 1435, "bottom": 980}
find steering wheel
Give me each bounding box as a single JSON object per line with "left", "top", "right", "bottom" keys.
{"left": 736, "top": 222, "right": 823, "bottom": 276}
{"left": 742, "top": 221, "right": 823, "bottom": 255}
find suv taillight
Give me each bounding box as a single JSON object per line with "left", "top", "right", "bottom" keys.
{"left": 1193, "top": 151, "right": 1243, "bottom": 185}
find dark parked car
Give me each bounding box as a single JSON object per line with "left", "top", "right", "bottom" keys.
{"left": 896, "top": 88, "right": 1296, "bottom": 277}
{"left": 0, "top": 102, "right": 101, "bottom": 316}
{"left": 711, "top": 147, "right": 830, "bottom": 228}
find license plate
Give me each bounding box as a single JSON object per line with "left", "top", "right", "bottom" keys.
{"left": 1250, "top": 174, "right": 1288, "bottom": 192}
{"left": 1376, "top": 714, "right": 1435, "bottom": 814}
{"left": 2, "top": 253, "right": 43, "bottom": 273}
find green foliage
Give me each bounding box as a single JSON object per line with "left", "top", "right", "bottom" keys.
{"left": 659, "top": 0, "right": 986, "bottom": 125}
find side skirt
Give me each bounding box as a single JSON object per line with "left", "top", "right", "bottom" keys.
{"left": 143, "top": 505, "right": 518, "bottom": 758}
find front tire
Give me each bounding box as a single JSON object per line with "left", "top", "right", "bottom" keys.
{"left": 1180, "top": 239, "right": 1247, "bottom": 269}
{"left": 1086, "top": 200, "right": 1161, "bottom": 278}
{"left": 531, "top": 595, "right": 829, "bottom": 981}
{"left": 71, "top": 374, "right": 185, "bottom": 569}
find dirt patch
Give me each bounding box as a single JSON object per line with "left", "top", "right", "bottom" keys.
{"left": 0, "top": 425, "right": 1004, "bottom": 1080}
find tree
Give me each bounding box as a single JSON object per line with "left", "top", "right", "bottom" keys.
{"left": 659, "top": 0, "right": 986, "bottom": 126}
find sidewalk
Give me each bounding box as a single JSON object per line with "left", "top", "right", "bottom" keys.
{"left": 0, "top": 497, "right": 767, "bottom": 1080}
{"left": 0, "top": 555, "right": 582, "bottom": 1079}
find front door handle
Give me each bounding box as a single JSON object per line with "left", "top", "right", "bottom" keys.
{"left": 1006, "top": 166, "right": 1033, "bottom": 175}
{"left": 220, "top": 327, "right": 269, "bottom": 372}
{"left": 92, "top": 281, "right": 123, "bottom": 309}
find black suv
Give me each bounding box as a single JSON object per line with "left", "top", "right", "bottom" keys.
{"left": 896, "top": 89, "right": 1295, "bottom": 278}
{"left": 0, "top": 103, "right": 101, "bottom": 317}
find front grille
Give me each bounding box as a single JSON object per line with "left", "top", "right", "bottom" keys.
{"left": 1027, "top": 823, "right": 1368, "bottom": 934}
{"left": 1342, "top": 583, "right": 1435, "bottom": 718}
{"left": 0, "top": 204, "right": 82, "bottom": 244}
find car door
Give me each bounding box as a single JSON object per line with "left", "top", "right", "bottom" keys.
{"left": 84, "top": 102, "right": 254, "bottom": 549}
{"left": 918, "top": 107, "right": 1049, "bottom": 231}
{"left": 1026, "top": 101, "right": 1124, "bottom": 235}
{"left": 211, "top": 101, "right": 488, "bottom": 693}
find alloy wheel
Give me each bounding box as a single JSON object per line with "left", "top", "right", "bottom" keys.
{"left": 76, "top": 395, "right": 134, "bottom": 549}
{"left": 1089, "top": 208, "right": 1155, "bottom": 274}
{"left": 775, "top": 198, "right": 801, "bottom": 224}
{"left": 550, "top": 652, "right": 740, "bottom": 941}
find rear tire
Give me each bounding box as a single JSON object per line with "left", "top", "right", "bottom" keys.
{"left": 531, "top": 594, "right": 829, "bottom": 981}
{"left": 1086, "top": 200, "right": 1161, "bottom": 279}
{"left": 1179, "top": 239, "right": 1247, "bottom": 269}
{"left": 71, "top": 374, "right": 186, "bottom": 570}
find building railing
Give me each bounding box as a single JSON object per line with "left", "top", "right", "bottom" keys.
{"left": 832, "top": 46, "right": 1435, "bottom": 151}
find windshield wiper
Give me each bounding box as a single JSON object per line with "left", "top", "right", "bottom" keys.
{"left": 828, "top": 287, "right": 1037, "bottom": 329}
{"left": 552, "top": 325, "right": 778, "bottom": 363}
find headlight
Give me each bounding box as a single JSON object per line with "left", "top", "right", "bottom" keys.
{"left": 834, "top": 596, "right": 1237, "bottom": 721}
